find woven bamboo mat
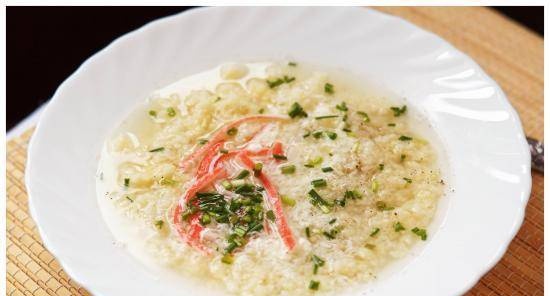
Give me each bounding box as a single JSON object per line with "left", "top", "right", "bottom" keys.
{"left": 7, "top": 7, "right": 543, "bottom": 296}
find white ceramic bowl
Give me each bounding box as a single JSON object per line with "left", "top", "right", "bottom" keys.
{"left": 26, "top": 7, "right": 531, "bottom": 296}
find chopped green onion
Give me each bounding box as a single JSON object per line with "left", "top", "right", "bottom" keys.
{"left": 321, "top": 167, "right": 333, "bottom": 172}
{"left": 221, "top": 253, "right": 234, "bottom": 264}
{"left": 159, "top": 177, "right": 176, "bottom": 186}
{"left": 220, "top": 148, "right": 229, "bottom": 154}
{"left": 305, "top": 156, "right": 323, "bottom": 168}
{"left": 267, "top": 78, "right": 284, "bottom": 88}
{"left": 303, "top": 131, "right": 311, "bottom": 138}
{"left": 312, "top": 131, "right": 324, "bottom": 139}
{"left": 281, "top": 165, "right": 296, "bottom": 174}
{"left": 370, "top": 227, "right": 380, "bottom": 237}
{"left": 328, "top": 218, "right": 337, "bottom": 225}
{"left": 154, "top": 220, "right": 164, "bottom": 230}
{"left": 288, "top": 61, "right": 297, "bottom": 67}
{"left": 281, "top": 195, "right": 296, "bottom": 206}
{"left": 309, "top": 280, "right": 320, "bottom": 290}
{"left": 273, "top": 154, "right": 288, "bottom": 160}
{"left": 400, "top": 154, "right": 406, "bottom": 162}
{"left": 221, "top": 180, "right": 232, "bottom": 190}
{"left": 198, "top": 139, "right": 209, "bottom": 145}
{"left": 288, "top": 102, "right": 308, "bottom": 118}
{"left": 335, "top": 102, "right": 348, "bottom": 112}
{"left": 312, "top": 254, "right": 325, "bottom": 274}
{"left": 378, "top": 164, "right": 384, "bottom": 171}
{"left": 234, "top": 225, "right": 247, "bottom": 237}
{"left": 149, "top": 147, "right": 165, "bottom": 152}
{"left": 124, "top": 178, "right": 130, "bottom": 187}
{"left": 371, "top": 180, "right": 379, "bottom": 193}
{"left": 148, "top": 110, "right": 157, "bottom": 117}
{"left": 226, "top": 127, "right": 238, "bottom": 136}
{"left": 324, "top": 83, "right": 334, "bottom": 94}
{"left": 125, "top": 196, "right": 133, "bottom": 202}
{"left": 308, "top": 189, "right": 331, "bottom": 213}
{"left": 390, "top": 105, "right": 407, "bottom": 117}
{"left": 215, "top": 96, "right": 222, "bottom": 102}
{"left": 258, "top": 108, "right": 265, "bottom": 114}
{"left": 283, "top": 75, "right": 295, "bottom": 83}
{"left": 356, "top": 111, "right": 370, "bottom": 123}
{"left": 315, "top": 115, "right": 339, "bottom": 120}
{"left": 305, "top": 227, "right": 311, "bottom": 238}
{"left": 342, "top": 128, "right": 352, "bottom": 133}
{"left": 253, "top": 163, "right": 263, "bottom": 176}
{"left": 167, "top": 107, "right": 176, "bottom": 117}
{"left": 311, "top": 179, "right": 327, "bottom": 188}
{"left": 234, "top": 170, "right": 250, "bottom": 180}
{"left": 388, "top": 123, "right": 396, "bottom": 127}
{"left": 230, "top": 179, "right": 246, "bottom": 188}
{"left": 412, "top": 227, "right": 428, "bottom": 240}
{"left": 403, "top": 177, "right": 412, "bottom": 184}
{"left": 394, "top": 222, "right": 405, "bottom": 232}
{"left": 322, "top": 231, "right": 336, "bottom": 240}
{"left": 399, "top": 135, "right": 413, "bottom": 141}
{"left": 375, "top": 201, "right": 394, "bottom": 211}
{"left": 364, "top": 243, "right": 376, "bottom": 249}
{"left": 325, "top": 131, "right": 337, "bottom": 140}
{"left": 200, "top": 213, "right": 211, "bottom": 225}
{"left": 344, "top": 190, "right": 362, "bottom": 200}
{"left": 266, "top": 210, "right": 276, "bottom": 222}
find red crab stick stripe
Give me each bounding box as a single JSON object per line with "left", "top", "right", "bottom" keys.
{"left": 173, "top": 167, "right": 228, "bottom": 252}
{"left": 179, "top": 115, "right": 287, "bottom": 171}
{"left": 237, "top": 151, "right": 296, "bottom": 250}
{"left": 196, "top": 141, "right": 225, "bottom": 178}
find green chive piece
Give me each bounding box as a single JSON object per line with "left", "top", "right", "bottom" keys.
{"left": 221, "top": 253, "right": 234, "bottom": 264}
{"left": 321, "top": 167, "right": 333, "bottom": 172}
{"left": 371, "top": 180, "right": 379, "bottom": 193}
{"left": 220, "top": 148, "right": 229, "bottom": 154}
{"left": 253, "top": 163, "right": 263, "bottom": 176}
{"left": 258, "top": 108, "right": 265, "bottom": 114}
{"left": 314, "top": 115, "right": 339, "bottom": 120}
{"left": 312, "top": 255, "right": 325, "bottom": 274}
{"left": 167, "top": 107, "right": 176, "bottom": 117}
{"left": 378, "top": 164, "right": 384, "bottom": 171}
{"left": 288, "top": 102, "right": 308, "bottom": 118}
{"left": 309, "top": 280, "right": 320, "bottom": 290}
{"left": 154, "top": 220, "right": 164, "bottom": 230}
{"left": 149, "top": 147, "right": 165, "bottom": 152}
{"left": 400, "top": 154, "right": 406, "bottom": 162}
{"left": 267, "top": 78, "right": 284, "bottom": 88}
{"left": 325, "top": 131, "right": 337, "bottom": 140}
{"left": 342, "top": 128, "right": 352, "bottom": 133}
{"left": 288, "top": 61, "right": 297, "bottom": 67}
{"left": 324, "top": 83, "right": 334, "bottom": 94}
{"left": 283, "top": 75, "right": 295, "bottom": 83}
{"left": 312, "top": 131, "right": 324, "bottom": 139}
{"left": 335, "top": 102, "right": 348, "bottom": 112}
{"left": 357, "top": 111, "right": 370, "bottom": 123}
{"left": 328, "top": 218, "right": 337, "bottom": 225}
{"left": 305, "top": 227, "right": 311, "bottom": 238}
{"left": 215, "top": 96, "right": 222, "bottom": 102}
{"left": 198, "top": 139, "right": 209, "bottom": 145}
{"left": 390, "top": 105, "right": 407, "bottom": 117}
{"left": 281, "top": 195, "right": 296, "bottom": 206}
{"left": 344, "top": 190, "right": 362, "bottom": 200}
{"left": 305, "top": 156, "right": 323, "bottom": 168}
{"left": 322, "top": 231, "right": 336, "bottom": 240}
{"left": 403, "top": 177, "right": 412, "bottom": 184}
{"left": 159, "top": 177, "right": 176, "bottom": 186}
{"left": 226, "top": 127, "right": 238, "bottom": 136}
{"left": 235, "top": 170, "right": 250, "bottom": 180}
{"left": 394, "top": 222, "right": 405, "bottom": 232}
{"left": 148, "top": 110, "right": 157, "bottom": 117}
{"left": 125, "top": 196, "right": 133, "bottom": 202}
{"left": 230, "top": 179, "right": 246, "bottom": 188}
{"left": 388, "top": 123, "right": 396, "bottom": 127}
{"left": 281, "top": 165, "right": 296, "bottom": 174}
{"left": 370, "top": 227, "right": 380, "bottom": 237}
{"left": 365, "top": 243, "right": 376, "bottom": 249}
{"left": 375, "top": 201, "right": 394, "bottom": 211}
{"left": 412, "top": 227, "right": 428, "bottom": 241}
{"left": 221, "top": 180, "right": 232, "bottom": 190}
{"left": 303, "top": 131, "right": 311, "bottom": 138}
{"left": 124, "top": 178, "right": 130, "bottom": 187}
{"left": 399, "top": 135, "right": 413, "bottom": 141}
{"left": 234, "top": 225, "right": 247, "bottom": 237}
{"left": 308, "top": 189, "right": 331, "bottom": 213}
{"left": 311, "top": 179, "right": 327, "bottom": 188}
{"left": 273, "top": 154, "right": 288, "bottom": 160}
{"left": 266, "top": 210, "right": 276, "bottom": 222}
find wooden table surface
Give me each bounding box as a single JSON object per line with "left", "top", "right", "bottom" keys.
{"left": 6, "top": 7, "right": 543, "bottom": 296}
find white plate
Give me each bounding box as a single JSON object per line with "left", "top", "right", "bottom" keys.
{"left": 26, "top": 7, "right": 531, "bottom": 296}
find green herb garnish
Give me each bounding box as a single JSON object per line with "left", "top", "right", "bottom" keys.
{"left": 288, "top": 102, "right": 308, "bottom": 118}
{"left": 388, "top": 123, "right": 396, "bottom": 127}
{"left": 378, "top": 164, "right": 384, "bottom": 171}
{"left": 356, "top": 111, "right": 370, "bottom": 123}
{"left": 288, "top": 62, "right": 297, "bottom": 67}
{"left": 312, "top": 255, "right": 325, "bottom": 274}
{"left": 198, "top": 139, "right": 209, "bottom": 145}
{"left": 267, "top": 78, "right": 284, "bottom": 88}
{"left": 226, "top": 127, "right": 238, "bottom": 136}
{"left": 253, "top": 163, "right": 263, "bottom": 176}
{"left": 258, "top": 108, "right": 265, "bottom": 114}
{"left": 394, "top": 222, "right": 405, "bottom": 232}
{"left": 266, "top": 210, "right": 276, "bottom": 222}
{"left": 124, "top": 178, "right": 130, "bottom": 187}
{"left": 148, "top": 110, "right": 157, "bottom": 117}
{"left": 403, "top": 177, "right": 412, "bottom": 184}
{"left": 281, "top": 195, "right": 296, "bottom": 206}
{"left": 412, "top": 227, "right": 428, "bottom": 240}
{"left": 335, "top": 102, "right": 348, "bottom": 112}
{"left": 399, "top": 135, "right": 413, "bottom": 141}
{"left": 221, "top": 253, "right": 234, "bottom": 264}
{"left": 315, "top": 115, "right": 339, "bottom": 120}
{"left": 328, "top": 218, "right": 337, "bottom": 225}
{"left": 305, "top": 227, "right": 311, "bottom": 238}
{"left": 375, "top": 201, "right": 394, "bottom": 211}
{"left": 149, "top": 147, "right": 165, "bottom": 152}
{"left": 308, "top": 189, "right": 331, "bottom": 213}
{"left": 273, "top": 154, "right": 288, "bottom": 160}
{"left": 370, "top": 227, "right": 380, "bottom": 237}
{"left": 325, "top": 131, "right": 337, "bottom": 140}
{"left": 304, "top": 156, "right": 323, "bottom": 168}
{"left": 281, "top": 165, "right": 296, "bottom": 174}
{"left": 312, "top": 131, "right": 324, "bottom": 139}
{"left": 324, "top": 83, "right": 334, "bottom": 94}
{"left": 321, "top": 167, "right": 333, "bottom": 172}
{"left": 309, "top": 280, "right": 320, "bottom": 290}
{"left": 167, "top": 107, "right": 176, "bottom": 117}
{"left": 311, "top": 179, "right": 327, "bottom": 188}
{"left": 154, "top": 220, "right": 164, "bottom": 230}
{"left": 390, "top": 105, "right": 407, "bottom": 117}
{"left": 234, "top": 170, "right": 250, "bottom": 180}
{"left": 125, "top": 196, "right": 133, "bottom": 202}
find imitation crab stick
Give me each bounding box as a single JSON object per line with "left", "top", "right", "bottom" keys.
{"left": 196, "top": 141, "right": 225, "bottom": 178}
{"left": 237, "top": 151, "right": 296, "bottom": 250}
{"left": 173, "top": 167, "right": 228, "bottom": 252}
{"left": 179, "top": 115, "right": 287, "bottom": 172}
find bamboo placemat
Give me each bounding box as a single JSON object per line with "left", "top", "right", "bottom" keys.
{"left": 7, "top": 7, "right": 543, "bottom": 296}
